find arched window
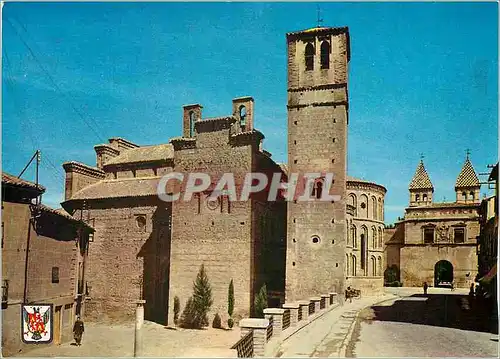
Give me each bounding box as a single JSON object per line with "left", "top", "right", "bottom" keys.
{"left": 189, "top": 111, "right": 196, "bottom": 137}
{"left": 360, "top": 226, "right": 368, "bottom": 271}
{"left": 372, "top": 196, "right": 377, "bottom": 219}
{"left": 378, "top": 198, "right": 382, "bottom": 220}
{"left": 378, "top": 256, "right": 382, "bottom": 277}
{"left": 469, "top": 191, "right": 474, "bottom": 200}
{"left": 320, "top": 41, "right": 330, "bottom": 69}
{"left": 311, "top": 178, "right": 323, "bottom": 199}
{"left": 372, "top": 227, "right": 377, "bottom": 248}
{"left": 239, "top": 105, "right": 247, "bottom": 128}
{"left": 462, "top": 191, "right": 467, "bottom": 200}
{"left": 352, "top": 225, "right": 357, "bottom": 248}
{"left": 346, "top": 254, "right": 349, "bottom": 276}
{"left": 371, "top": 256, "right": 376, "bottom": 276}
{"left": 352, "top": 255, "right": 357, "bottom": 276}
{"left": 378, "top": 228, "right": 383, "bottom": 248}
{"left": 423, "top": 193, "right": 427, "bottom": 201}
{"left": 305, "top": 43, "right": 314, "bottom": 71}
{"left": 415, "top": 194, "right": 420, "bottom": 202}
{"left": 360, "top": 194, "right": 368, "bottom": 218}
{"left": 349, "top": 193, "right": 357, "bottom": 216}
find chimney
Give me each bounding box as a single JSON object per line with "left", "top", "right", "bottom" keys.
{"left": 183, "top": 104, "right": 203, "bottom": 138}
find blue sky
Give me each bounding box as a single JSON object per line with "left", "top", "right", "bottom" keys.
{"left": 2, "top": 1, "right": 498, "bottom": 224}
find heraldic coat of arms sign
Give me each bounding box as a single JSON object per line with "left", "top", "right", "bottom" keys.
{"left": 21, "top": 304, "right": 53, "bottom": 344}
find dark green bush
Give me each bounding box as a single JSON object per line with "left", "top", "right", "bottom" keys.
{"left": 254, "top": 284, "right": 268, "bottom": 318}
{"left": 212, "top": 313, "right": 222, "bottom": 329}
{"left": 180, "top": 297, "right": 196, "bottom": 328}
{"left": 173, "top": 296, "right": 180, "bottom": 326}
{"left": 228, "top": 279, "right": 234, "bottom": 318}
{"left": 180, "top": 264, "right": 213, "bottom": 329}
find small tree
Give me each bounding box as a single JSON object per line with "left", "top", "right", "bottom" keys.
{"left": 173, "top": 296, "right": 180, "bottom": 326}
{"left": 227, "top": 279, "right": 235, "bottom": 328}
{"left": 212, "top": 313, "right": 222, "bottom": 329}
{"left": 180, "top": 297, "right": 196, "bottom": 328}
{"left": 254, "top": 284, "right": 268, "bottom": 318}
{"left": 180, "top": 264, "right": 213, "bottom": 329}
{"left": 192, "top": 264, "right": 213, "bottom": 327}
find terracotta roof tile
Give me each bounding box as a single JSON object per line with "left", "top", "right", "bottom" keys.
{"left": 409, "top": 161, "right": 434, "bottom": 190}
{"left": 2, "top": 172, "right": 46, "bottom": 192}
{"left": 104, "top": 144, "right": 173, "bottom": 166}
{"left": 455, "top": 158, "right": 480, "bottom": 188}
{"left": 38, "top": 204, "right": 93, "bottom": 229}
{"left": 69, "top": 177, "right": 170, "bottom": 200}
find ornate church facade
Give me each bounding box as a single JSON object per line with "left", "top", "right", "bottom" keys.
{"left": 385, "top": 156, "right": 480, "bottom": 288}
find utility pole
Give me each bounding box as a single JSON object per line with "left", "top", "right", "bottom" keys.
{"left": 21, "top": 150, "right": 41, "bottom": 304}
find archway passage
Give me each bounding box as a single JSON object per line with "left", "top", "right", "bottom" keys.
{"left": 434, "top": 260, "right": 453, "bottom": 287}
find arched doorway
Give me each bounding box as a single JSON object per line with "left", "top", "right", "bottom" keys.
{"left": 434, "top": 260, "right": 453, "bottom": 287}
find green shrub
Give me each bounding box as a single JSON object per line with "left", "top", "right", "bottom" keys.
{"left": 192, "top": 264, "right": 213, "bottom": 327}
{"left": 180, "top": 264, "right": 213, "bottom": 329}
{"left": 180, "top": 297, "right": 196, "bottom": 328}
{"left": 212, "top": 313, "right": 222, "bottom": 329}
{"left": 254, "top": 284, "right": 268, "bottom": 318}
{"left": 173, "top": 296, "right": 180, "bottom": 326}
{"left": 227, "top": 318, "right": 234, "bottom": 329}
{"left": 228, "top": 279, "right": 234, "bottom": 318}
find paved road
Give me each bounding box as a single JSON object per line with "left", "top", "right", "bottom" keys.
{"left": 276, "top": 294, "right": 395, "bottom": 358}
{"left": 351, "top": 288, "right": 498, "bottom": 358}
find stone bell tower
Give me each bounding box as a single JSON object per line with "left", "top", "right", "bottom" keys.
{"left": 286, "top": 26, "right": 350, "bottom": 301}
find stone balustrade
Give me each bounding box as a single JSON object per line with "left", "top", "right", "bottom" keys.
{"left": 310, "top": 297, "right": 321, "bottom": 312}
{"left": 232, "top": 291, "right": 341, "bottom": 357}
{"left": 321, "top": 294, "right": 329, "bottom": 309}
{"left": 282, "top": 303, "right": 300, "bottom": 327}
{"left": 237, "top": 318, "right": 269, "bottom": 357}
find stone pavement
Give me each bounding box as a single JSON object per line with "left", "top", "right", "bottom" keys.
{"left": 14, "top": 320, "right": 240, "bottom": 357}
{"left": 275, "top": 294, "right": 396, "bottom": 358}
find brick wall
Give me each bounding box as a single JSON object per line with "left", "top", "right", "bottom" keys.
{"left": 168, "top": 126, "right": 256, "bottom": 326}
{"left": 1, "top": 199, "right": 83, "bottom": 355}
{"left": 2, "top": 202, "right": 31, "bottom": 302}
{"left": 286, "top": 29, "right": 349, "bottom": 302}
{"left": 400, "top": 245, "right": 477, "bottom": 287}
{"left": 384, "top": 225, "right": 404, "bottom": 271}
{"left": 82, "top": 197, "right": 171, "bottom": 324}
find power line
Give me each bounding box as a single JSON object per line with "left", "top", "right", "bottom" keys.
{"left": 5, "top": 17, "right": 105, "bottom": 143}
{"left": 3, "top": 49, "right": 38, "bottom": 150}
{"left": 3, "top": 51, "right": 66, "bottom": 186}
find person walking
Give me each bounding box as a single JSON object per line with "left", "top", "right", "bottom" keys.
{"left": 423, "top": 282, "right": 428, "bottom": 295}
{"left": 73, "top": 316, "right": 85, "bottom": 346}
{"left": 345, "top": 286, "right": 353, "bottom": 303}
